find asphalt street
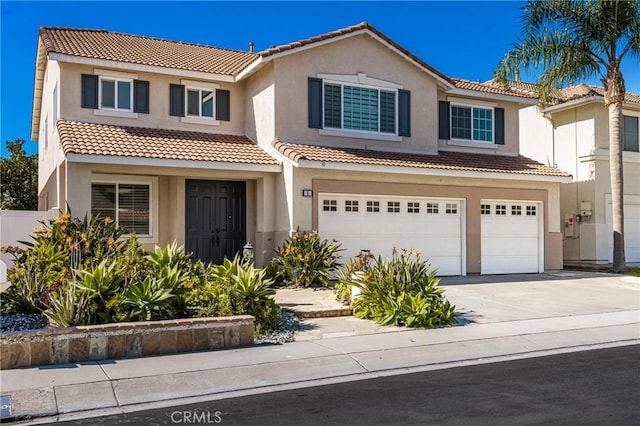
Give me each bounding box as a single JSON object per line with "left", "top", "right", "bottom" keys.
{"left": 57, "top": 344, "right": 640, "bottom": 426}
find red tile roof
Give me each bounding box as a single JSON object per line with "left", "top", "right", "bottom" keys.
{"left": 39, "top": 27, "right": 258, "bottom": 76}
{"left": 272, "top": 140, "right": 571, "bottom": 178}
{"left": 488, "top": 80, "right": 640, "bottom": 105}
{"left": 57, "top": 120, "right": 279, "bottom": 165}
{"left": 451, "top": 78, "right": 539, "bottom": 99}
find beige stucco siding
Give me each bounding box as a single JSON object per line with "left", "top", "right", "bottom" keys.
{"left": 269, "top": 34, "right": 440, "bottom": 154}
{"left": 62, "top": 162, "right": 278, "bottom": 265}
{"left": 37, "top": 60, "right": 65, "bottom": 199}
{"left": 244, "top": 61, "right": 276, "bottom": 148}
{"left": 57, "top": 62, "right": 246, "bottom": 135}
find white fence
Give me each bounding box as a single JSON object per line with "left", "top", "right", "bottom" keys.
{"left": 0, "top": 208, "right": 60, "bottom": 281}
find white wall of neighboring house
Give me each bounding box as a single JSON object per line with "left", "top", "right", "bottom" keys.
{"left": 519, "top": 105, "right": 554, "bottom": 167}
{"left": 0, "top": 209, "right": 60, "bottom": 277}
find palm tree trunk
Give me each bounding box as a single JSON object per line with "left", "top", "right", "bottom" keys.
{"left": 608, "top": 101, "right": 626, "bottom": 272}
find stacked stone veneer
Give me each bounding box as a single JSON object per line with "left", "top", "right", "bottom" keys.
{"left": 0, "top": 315, "right": 254, "bottom": 370}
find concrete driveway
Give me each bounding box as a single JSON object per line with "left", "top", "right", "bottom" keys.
{"left": 286, "top": 271, "right": 640, "bottom": 340}
{"left": 441, "top": 271, "right": 640, "bottom": 324}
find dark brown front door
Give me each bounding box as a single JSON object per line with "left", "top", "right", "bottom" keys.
{"left": 185, "top": 180, "right": 246, "bottom": 264}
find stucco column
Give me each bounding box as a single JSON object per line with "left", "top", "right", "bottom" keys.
{"left": 65, "top": 163, "right": 92, "bottom": 217}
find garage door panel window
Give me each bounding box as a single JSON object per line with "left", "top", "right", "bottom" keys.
{"left": 345, "top": 200, "right": 359, "bottom": 212}
{"left": 495, "top": 205, "right": 507, "bottom": 215}
{"left": 322, "top": 200, "right": 337, "bottom": 212}
{"left": 366, "top": 201, "right": 380, "bottom": 213}
{"left": 387, "top": 201, "right": 400, "bottom": 213}
{"left": 407, "top": 202, "right": 420, "bottom": 213}
{"left": 526, "top": 205, "right": 537, "bottom": 216}
{"left": 446, "top": 203, "right": 458, "bottom": 214}
{"left": 511, "top": 205, "right": 522, "bottom": 216}
{"left": 481, "top": 204, "right": 491, "bottom": 215}
{"left": 426, "top": 203, "right": 439, "bottom": 214}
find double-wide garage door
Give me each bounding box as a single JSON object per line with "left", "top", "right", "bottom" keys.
{"left": 318, "top": 194, "right": 464, "bottom": 276}
{"left": 318, "top": 194, "right": 544, "bottom": 276}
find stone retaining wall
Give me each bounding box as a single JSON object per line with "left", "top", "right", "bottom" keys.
{"left": 0, "top": 315, "right": 254, "bottom": 370}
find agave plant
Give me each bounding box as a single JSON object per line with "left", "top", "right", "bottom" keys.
{"left": 124, "top": 275, "right": 175, "bottom": 321}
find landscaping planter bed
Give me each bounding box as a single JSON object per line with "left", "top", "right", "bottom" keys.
{"left": 0, "top": 315, "right": 254, "bottom": 370}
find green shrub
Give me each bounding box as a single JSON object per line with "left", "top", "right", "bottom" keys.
{"left": 43, "top": 282, "right": 89, "bottom": 327}
{"left": 185, "top": 255, "right": 280, "bottom": 334}
{"left": 270, "top": 229, "right": 343, "bottom": 287}
{"left": 2, "top": 212, "right": 281, "bottom": 335}
{"left": 2, "top": 210, "right": 125, "bottom": 313}
{"left": 351, "top": 248, "right": 456, "bottom": 328}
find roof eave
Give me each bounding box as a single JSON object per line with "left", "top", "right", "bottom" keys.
{"left": 31, "top": 39, "right": 47, "bottom": 141}
{"left": 49, "top": 52, "right": 237, "bottom": 82}
{"left": 66, "top": 153, "right": 282, "bottom": 172}
{"left": 446, "top": 88, "right": 539, "bottom": 105}
{"left": 294, "top": 159, "right": 572, "bottom": 183}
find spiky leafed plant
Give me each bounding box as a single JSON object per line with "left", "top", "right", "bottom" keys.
{"left": 494, "top": 0, "right": 640, "bottom": 272}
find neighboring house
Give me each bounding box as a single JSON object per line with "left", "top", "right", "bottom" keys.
{"left": 31, "top": 22, "right": 571, "bottom": 275}
{"left": 516, "top": 83, "right": 640, "bottom": 264}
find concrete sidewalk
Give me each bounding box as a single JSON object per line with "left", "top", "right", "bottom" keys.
{"left": 2, "top": 271, "right": 639, "bottom": 424}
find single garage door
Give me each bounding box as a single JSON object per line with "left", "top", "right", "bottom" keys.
{"left": 481, "top": 200, "right": 543, "bottom": 274}
{"left": 606, "top": 198, "right": 640, "bottom": 262}
{"left": 318, "top": 194, "right": 464, "bottom": 276}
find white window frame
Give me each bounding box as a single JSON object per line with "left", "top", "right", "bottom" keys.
{"left": 92, "top": 69, "right": 138, "bottom": 119}
{"left": 317, "top": 73, "right": 403, "bottom": 142}
{"left": 446, "top": 97, "right": 497, "bottom": 148}
{"left": 98, "top": 76, "right": 133, "bottom": 112}
{"left": 91, "top": 174, "right": 158, "bottom": 243}
{"left": 180, "top": 79, "right": 220, "bottom": 126}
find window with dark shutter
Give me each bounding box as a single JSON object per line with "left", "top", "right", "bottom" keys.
{"left": 398, "top": 89, "right": 411, "bottom": 136}
{"left": 169, "top": 84, "right": 185, "bottom": 117}
{"left": 81, "top": 74, "right": 99, "bottom": 109}
{"left": 216, "top": 89, "right": 230, "bottom": 121}
{"left": 494, "top": 107, "right": 505, "bottom": 145}
{"left": 438, "top": 101, "right": 450, "bottom": 140}
{"left": 308, "top": 77, "right": 323, "bottom": 128}
{"left": 133, "top": 80, "right": 150, "bottom": 114}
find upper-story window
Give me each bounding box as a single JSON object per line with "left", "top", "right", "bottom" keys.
{"left": 100, "top": 77, "right": 132, "bottom": 111}
{"left": 308, "top": 74, "right": 411, "bottom": 141}
{"left": 324, "top": 83, "right": 396, "bottom": 134}
{"left": 439, "top": 100, "right": 504, "bottom": 146}
{"left": 169, "top": 80, "right": 230, "bottom": 125}
{"left": 187, "top": 88, "right": 214, "bottom": 118}
{"left": 451, "top": 105, "right": 493, "bottom": 142}
{"left": 81, "top": 70, "right": 149, "bottom": 117}
{"left": 623, "top": 115, "right": 639, "bottom": 152}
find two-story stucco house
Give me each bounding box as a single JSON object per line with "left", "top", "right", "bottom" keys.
{"left": 517, "top": 83, "right": 640, "bottom": 264}
{"left": 32, "top": 22, "right": 570, "bottom": 275}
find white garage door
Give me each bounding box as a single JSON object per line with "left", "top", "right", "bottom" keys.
{"left": 606, "top": 198, "right": 640, "bottom": 262}
{"left": 481, "top": 201, "right": 543, "bottom": 274}
{"left": 318, "top": 194, "right": 464, "bottom": 276}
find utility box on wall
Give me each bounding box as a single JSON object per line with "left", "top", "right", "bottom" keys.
{"left": 564, "top": 213, "right": 580, "bottom": 238}
{"left": 580, "top": 201, "right": 593, "bottom": 218}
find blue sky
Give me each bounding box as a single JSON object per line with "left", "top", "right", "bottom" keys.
{"left": 1, "top": 0, "right": 639, "bottom": 157}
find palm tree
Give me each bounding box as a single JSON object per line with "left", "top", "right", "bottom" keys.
{"left": 495, "top": 0, "right": 639, "bottom": 273}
